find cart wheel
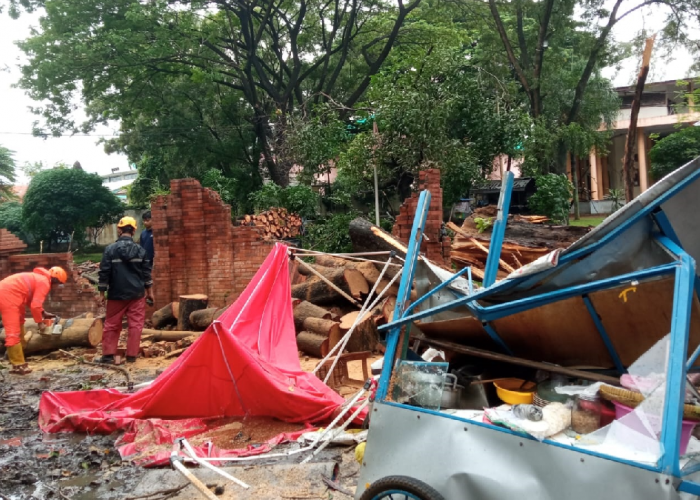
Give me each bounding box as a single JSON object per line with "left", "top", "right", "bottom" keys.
{"left": 359, "top": 475, "right": 445, "bottom": 500}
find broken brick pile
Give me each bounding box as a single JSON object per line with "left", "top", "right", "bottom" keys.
{"left": 151, "top": 179, "right": 274, "bottom": 310}
{"left": 0, "top": 245, "right": 101, "bottom": 318}
{"left": 391, "top": 169, "right": 451, "bottom": 264}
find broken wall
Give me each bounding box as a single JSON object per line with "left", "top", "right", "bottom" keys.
{"left": 151, "top": 179, "right": 274, "bottom": 310}
{"left": 392, "top": 169, "right": 451, "bottom": 264}
{"left": 0, "top": 234, "right": 101, "bottom": 318}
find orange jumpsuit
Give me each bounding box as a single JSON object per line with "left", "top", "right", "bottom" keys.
{"left": 0, "top": 268, "right": 52, "bottom": 347}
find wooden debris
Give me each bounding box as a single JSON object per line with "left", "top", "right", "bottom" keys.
{"left": 152, "top": 301, "right": 180, "bottom": 329}
{"left": 141, "top": 329, "right": 201, "bottom": 342}
{"left": 293, "top": 301, "right": 334, "bottom": 331}
{"left": 302, "top": 317, "right": 341, "bottom": 339}
{"left": 0, "top": 317, "right": 103, "bottom": 354}
{"left": 177, "top": 295, "right": 208, "bottom": 331}
{"left": 239, "top": 207, "right": 302, "bottom": 240}
{"left": 313, "top": 256, "right": 382, "bottom": 285}
{"left": 291, "top": 268, "right": 368, "bottom": 305}
{"left": 297, "top": 332, "right": 330, "bottom": 357}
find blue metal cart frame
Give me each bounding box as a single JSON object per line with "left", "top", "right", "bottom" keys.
{"left": 356, "top": 166, "right": 700, "bottom": 499}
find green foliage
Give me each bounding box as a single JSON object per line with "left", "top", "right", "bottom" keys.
{"left": 250, "top": 184, "right": 319, "bottom": 219}
{"left": 200, "top": 168, "right": 260, "bottom": 216}
{"left": 0, "top": 202, "right": 24, "bottom": 235}
{"left": 304, "top": 213, "right": 357, "bottom": 253}
{"left": 22, "top": 169, "right": 124, "bottom": 247}
{"left": 20, "top": 160, "right": 47, "bottom": 179}
{"left": 649, "top": 126, "right": 700, "bottom": 181}
{"left": 474, "top": 217, "right": 493, "bottom": 234}
{"left": 527, "top": 174, "right": 573, "bottom": 224}
{"left": 605, "top": 188, "right": 625, "bottom": 212}
{"left": 0, "top": 146, "right": 17, "bottom": 203}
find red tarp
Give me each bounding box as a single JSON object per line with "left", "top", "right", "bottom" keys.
{"left": 39, "top": 243, "right": 351, "bottom": 464}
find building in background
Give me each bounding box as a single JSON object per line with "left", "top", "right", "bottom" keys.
{"left": 101, "top": 167, "right": 138, "bottom": 202}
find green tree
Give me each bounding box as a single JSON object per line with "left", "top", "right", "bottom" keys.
{"left": 0, "top": 201, "right": 24, "bottom": 235}
{"left": 21, "top": 160, "right": 47, "bottom": 179}
{"left": 22, "top": 169, "right": 124, "bottom": 249}
{"left": 527, "top": 174, "right": 574, "bottom": 224}
{"left": 16, "top": 0, "right": 422, "bottom": 187}
{"left": 0, "top": 146, "right": 18, "bottom": 203}
{"left": 649, "top": 126, "right": 700, "bottom": 180}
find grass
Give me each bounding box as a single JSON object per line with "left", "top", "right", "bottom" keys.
{"left": 569, "top": 216, "right": 607, "bottom": 227}
{"left": 72, "top": 252, "right": 104, "bottom": 264}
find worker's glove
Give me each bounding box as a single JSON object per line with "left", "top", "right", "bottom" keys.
{"left": 37, "top": 322, "right": 47, "bottom": 334}
{"left": 42, "top": 311, "right": 56, "bottom": 319}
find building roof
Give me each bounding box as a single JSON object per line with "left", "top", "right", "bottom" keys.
{"left": 474, "top": 177, "right": 535, "bottom": 194}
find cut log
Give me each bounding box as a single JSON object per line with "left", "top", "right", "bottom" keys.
{"left": 0, "top": 317, "right": 103, "bottom": 354}
{"left": 152, "top": 302, "right": 180, "bottom": 329}
{"left": 141, "top": 329, "right": 201, "bottom": 342}
{"left": 339, "top": 312, "right": 379, "bottom": 353}
{"left": 189, "top": 307, "right": 226, "bottom": 331}
{"left": 177, "top": 294, "right": 208, "bottom": 331}
{"left": 349, "top": 217, "right": 408, "bottom": 256}
{"left": 302, "top": 317, "right": 341, "bottom": 339}
{"left": 382, "top": 296, "right": 397, "bottom": 323}
{"left": 291, "top": 268, "right": 368, "bottom": 305}
{"left": 293, "top": 301, "right": 332, "bottom": 331}
{"left": 297, "top": 331, "right": 329, "bottom": 357}
{"left": 313, "top": 256, "right": 382, "bottom": 285}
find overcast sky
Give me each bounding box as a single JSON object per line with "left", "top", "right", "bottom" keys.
{"left": 0, "top": 5, "right": 696, "bottom": 185}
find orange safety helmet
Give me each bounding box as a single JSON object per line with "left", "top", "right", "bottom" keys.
{"left": 49, "top": 266, "right": 68, "bottom": 284}
{"left": 117, "top": 216, "right": 138, "bottom": 229}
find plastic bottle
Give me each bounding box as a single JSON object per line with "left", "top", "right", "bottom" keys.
{"left": 512, "top": 404, "right": 543, "bottom": 421}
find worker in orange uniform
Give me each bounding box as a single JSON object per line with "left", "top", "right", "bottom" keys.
{"left": 0, "top": 267, "right": 68, "bottom": 374}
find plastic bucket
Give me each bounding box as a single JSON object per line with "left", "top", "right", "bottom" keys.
{"left": 612, "top": 401, "right": 696, "bottom": 455}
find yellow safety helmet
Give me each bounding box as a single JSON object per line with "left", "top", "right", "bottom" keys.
{"left": 117, "top": 216, "right": 138, "bottom": 229}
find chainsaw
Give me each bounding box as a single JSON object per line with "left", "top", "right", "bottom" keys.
{"left": 51, "top": 316, "right": 63, "bottom": 336}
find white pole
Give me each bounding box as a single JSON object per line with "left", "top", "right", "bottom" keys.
{"left": 373, "top": 121, "right": 381, "bottom": 226}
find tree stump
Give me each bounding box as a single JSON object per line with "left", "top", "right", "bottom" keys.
{"left": 177, "top": 295, "right": 209, "bottom": 331}
{"left": 339, "top": 311, "right": 379, "bottom": 353}
{"left": 302, "top": 317, "right": 341, "bottom": 339}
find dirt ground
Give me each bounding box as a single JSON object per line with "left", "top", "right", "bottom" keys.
{"left": 0, "top": 346, "right": 379, "bottom": 500}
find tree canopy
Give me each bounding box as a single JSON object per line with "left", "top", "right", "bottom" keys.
{"left": 22, "top": 168, "right": 124, "bottom": 248}
{"left": 0, "top": 146, "right": 18, "bottom": 203}
{"left": 649, "top": 126, "right": 700, "bottom": 180}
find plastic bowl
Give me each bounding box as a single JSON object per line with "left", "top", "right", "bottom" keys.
{"left": 612, "top": 401, "right": 697, "bottom": 455}
{"left": 494, "top": 379, "right": 536, "bottom": 405}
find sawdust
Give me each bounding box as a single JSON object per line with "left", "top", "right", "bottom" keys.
{"left": 189, "top": 417, "right": 306, "bottom": 450}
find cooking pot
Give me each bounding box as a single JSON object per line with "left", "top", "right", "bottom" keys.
{"left": 440, "top": 374, "right": 465, "bottom": 409}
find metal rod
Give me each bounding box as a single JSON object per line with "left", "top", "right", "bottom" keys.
{"left": 294, "top": 257, "right": 361, "bottom": 307}
{"left": 660, "top": 253, "right": 696, "bottom": 476}
{"left": 290, "top": 254, "right": 402, "bottom": 267}
{"left": 179, "top": 439, "right": 250, "bottom": 489}
{"left": 290, "top": 249, "right": 393, "bottom": 257}
{"left": 481, "top": 322, "right": 513, "bottom": 355}
{"left": 377, "top": 190, "right": 431, "bottom": 401}
{"left": 582, "top": 295, "right": 625, "bottom": 374}
{"left": 483, "top": 171, "right": 514, "bottom": 287}
{"left": 402, "top": 266, "right": 471, "bottom": 317}
{"left": 301, "top": 398, "right": 370, "bottom": 464}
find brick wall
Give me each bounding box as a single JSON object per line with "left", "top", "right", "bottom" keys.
{"left": 152, "top": 179, "right": 273, "bottom": 310}
{"left": 0, "top": 252, "right": 100, "bottom": 318}
{"left": 392, "top": 169, "right": 451, "bottom": 264}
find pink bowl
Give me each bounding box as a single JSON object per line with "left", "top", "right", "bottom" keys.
{"left": 612, "top": 401, "right": 697, "bottom": 455}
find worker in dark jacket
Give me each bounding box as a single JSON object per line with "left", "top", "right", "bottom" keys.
{"left": 139, "top": 211, "right": 154, "bottom": 263}
{"left": 98, "top": 216, "right": 154, "bottom": 364}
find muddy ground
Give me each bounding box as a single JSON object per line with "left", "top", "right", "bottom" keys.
{"left": 0, "top": 349, "right": 378, "bottom": 500}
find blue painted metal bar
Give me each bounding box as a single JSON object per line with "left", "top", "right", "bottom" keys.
{"left": 653, "top": 209, "right": 681, "bottom": 245}
{"left": 402, "top": 266, "right": 470, "bottom": 317}
{"left": 376, "top": 190, "right": 431, "bottom": 402}
{"left": 378, "top": 262, "right": 678, "bottom": 331}
{"left": 482, "top": 322, "right": 513, "bottom": 355}
{"left": 467, "top": 267, "right": 473, "bottom": 295}
{"left": 681, "top": 460, "right": 700, "bottom": 477}
{"left": 659, "top": 252, "right": 696, "bottom": 475}
{"left": 582, "top": 295, "right": 625, "bottom": 374}
{"left": 679, "top": 481, "right": 700, "bottom": 495}
{"left": 483, "top": 171, "right": 514, "bottom": 288}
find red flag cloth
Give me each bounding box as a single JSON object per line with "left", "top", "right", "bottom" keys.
{"left": 39, "top": 244, "right": 348, "bottom": 439}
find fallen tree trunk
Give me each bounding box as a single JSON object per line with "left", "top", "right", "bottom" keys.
{"left": 349, "top": 217, "right": 408, "bottom": 256}
{"left": 312, "top": 256, "right": 382, "bottom": 285}
{"left": 177, "top": 295, "right": 208, "bottom": 331}
{"left": 291, "top": 268, "right": 368, "bottom": 305}
{"left": 0, "top": 317, "right": 103, "bottom": 354}
{"left": 152, "top": 302, "right": 180, "bottom": 329}
{"left": 297, "top": 331, "right": 330, "bottom": 357}
{"left": 293, "top": 301, "right": 333, "bottom": 331}
{"left": 141, "top": 329, "right": 202, "bottom": 342}
{"left": 302, "top": 317, "right": 341, "bottom": 339}
{"left": 189, "top": 307, "right": 226, "bottom": 331}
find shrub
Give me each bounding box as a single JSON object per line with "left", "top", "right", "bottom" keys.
{"left": 527, "top": 174, "right": 573, "bottom": 224}
{"left": 303, "top": 212, "right": 356, "bottom": 253}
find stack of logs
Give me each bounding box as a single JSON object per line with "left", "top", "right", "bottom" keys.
{"left": 239, "top": 207, "right": 302, "bottom": 240}
{"left": 290, "top": 254, "right": 407, "bottom": 358}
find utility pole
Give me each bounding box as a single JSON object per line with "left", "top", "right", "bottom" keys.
{"left": 372, "top": 121, "right": 381, "bottom": 226}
